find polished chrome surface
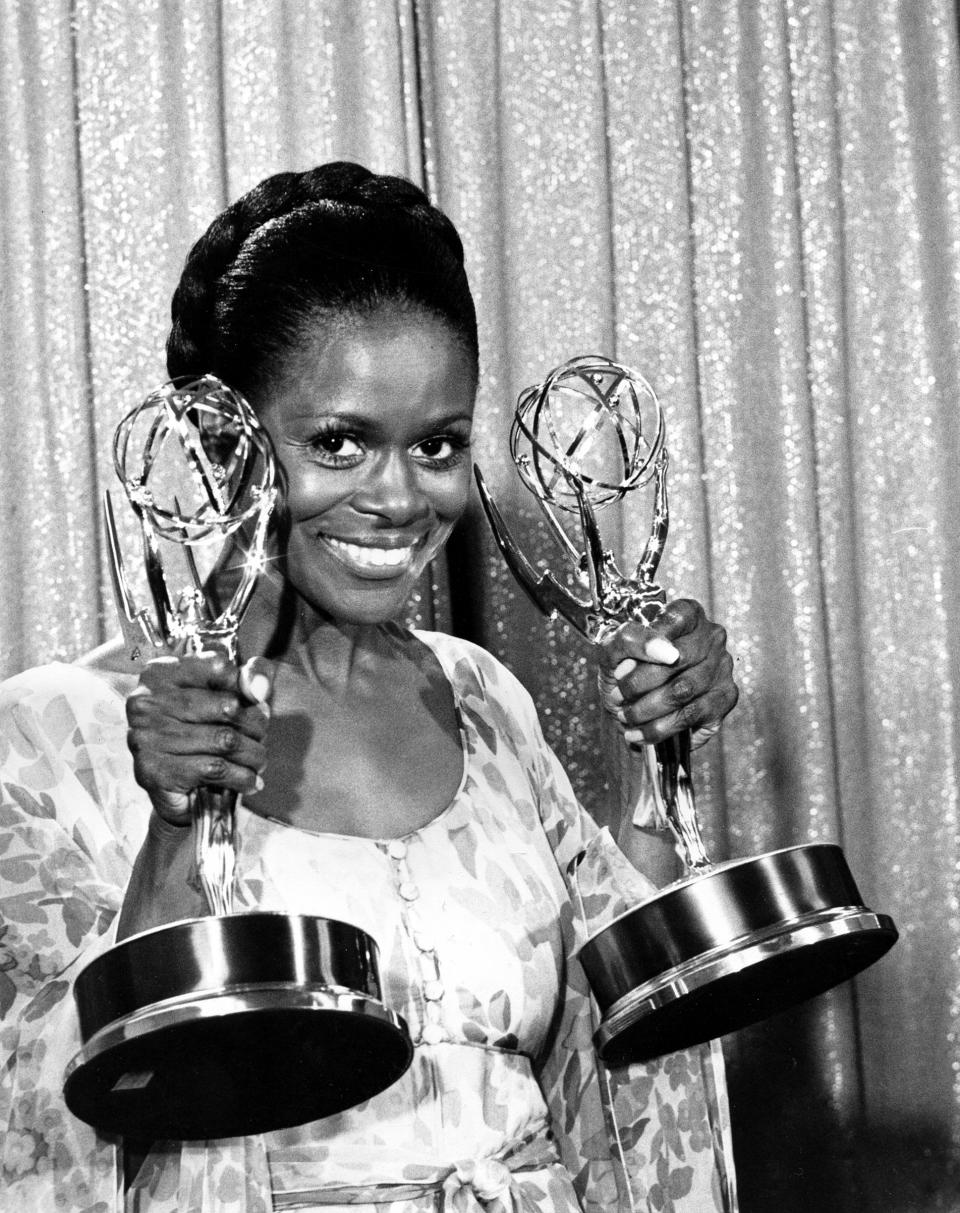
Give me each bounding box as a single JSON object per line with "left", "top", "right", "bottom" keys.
{"left": 64, "top": 913, "right": 413, "bottom": 1139}
{"left": 108, "top": 375, "right": 278, "bottom": 915}
{"left": 579, "top": 845, "right": 898, "bottom": 1064}
{"left": 475, "top": 356, "right": 711, "bottom": 876}
{"left": 474, "top": 355, "right": 669, "bottom": 646}
{"left": 71, "top": 912, "right": 384, "bottom": 1038}
{"left": 70, "top": 379, "right": 414, "bottom": 1139}
{"left": 479, "top": 354, "right": 899, "bottom": 1063}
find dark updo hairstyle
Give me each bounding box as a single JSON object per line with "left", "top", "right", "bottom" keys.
{"left": 166, "top": 162, "right": 478, "bottom": 399}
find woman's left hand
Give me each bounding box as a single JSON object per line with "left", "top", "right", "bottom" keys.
{"left": 597, "top": 598, "right": 738, "bottom": 749}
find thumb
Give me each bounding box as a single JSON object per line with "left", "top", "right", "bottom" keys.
{"left": 238, "top": 656, "right": 275, "bottom": 706}
{"left": 597, "top": 620, "right": 681, "bottom": 679}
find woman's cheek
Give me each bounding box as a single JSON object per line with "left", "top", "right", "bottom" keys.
{"left": 283, "top": 461, "right": 349, "bottom": 521}
{"left": 433, "top": 465, "right": 473, "bottom": 525}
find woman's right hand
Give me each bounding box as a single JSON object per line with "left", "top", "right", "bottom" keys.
{"left": 126, "top": 652, "right": 273, "bottom": 826}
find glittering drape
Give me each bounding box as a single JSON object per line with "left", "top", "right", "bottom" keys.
{"left": 2, "top": 2, "right": 959, "bottom": 1210}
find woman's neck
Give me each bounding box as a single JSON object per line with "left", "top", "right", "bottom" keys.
{"left": 237, "top": 575, "right": 409, "bottom": 692}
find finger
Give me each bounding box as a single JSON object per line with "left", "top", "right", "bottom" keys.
{"left": 238, "top": 657, "right": 274, "bottom": 708}
{"left": 129, "top": 721, "right": 267, "bottom": 769}
{"left": 597, "top": 624, "right": 681, "bottom": 708}
{"left": 597, "top": 600, "right": 714, "bottom": 684}
{"left": 128, "top": 683, "right": 246, "bottom": 729}
{"left": 598, "top": 619, "right": 682, "bottom": 674}
{"left": 622, "top": 675, "right": 739, "bottom": 748}
{"left": 141, "top": 651, "right": 241, "bottom": 692}
{"left": 617, "top": 626, "right": 729, "bottom": 717}
{"left": 615, "top": 620, "right": 728, "bottom": 706}
{"left": 598, "top": 599, "right": 706, "bottom": 667}
{"left": 131, "top": 748, "right": 264, "bottom": 798}
{"left": 618, "top": 642, "right": 734, "bottom": 728}
{"left": 128, "top": 694, "right": 271, "bottom": 751}
{"left": 164, "top": 691, "right": 270, "bottom": 738}
{"left": 651, "top": 598, "right": 705, "bottom": 642}
{"left": 691, "top": 720, "right": 723, "bottom": 750}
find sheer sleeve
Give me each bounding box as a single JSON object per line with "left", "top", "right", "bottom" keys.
{"left": 463, "top": 647, "right": 738, "bottom": 1213}
{"left": 0, "top": 663, "right": 147, "bottom": 1210}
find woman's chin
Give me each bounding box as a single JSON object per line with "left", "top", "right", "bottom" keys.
{"left": 299, "top": 571, "right": 425, "bottom": 629}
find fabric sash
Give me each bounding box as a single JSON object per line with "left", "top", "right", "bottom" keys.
{"left": 271, "top": 1130, "right": 561, "bottom": 1210}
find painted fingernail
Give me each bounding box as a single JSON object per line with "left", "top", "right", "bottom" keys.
{"left": 613, "top": 659, "right": 637, "bottom": 681}
{"left": 605, "top": 685, "right": 625, "bottom": 706}
{"left": 246, "top": 672, "right": 271, "bottom": 703}
{"left": 644, "top": 637, "right": 680, "bottom": 665}
{"left": 623, "top": 727, "right": 647, "bottom": 744}
{"left": 254, "top": 774, "right": 265, "bottom": 792}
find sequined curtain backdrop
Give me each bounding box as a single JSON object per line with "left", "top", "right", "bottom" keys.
{"left": 2, "top": 2, "right": 958, "bottom": 1210}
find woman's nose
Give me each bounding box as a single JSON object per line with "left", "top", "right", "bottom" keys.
{"left": 352, "top": 451, "right": 429, "bottom": 525}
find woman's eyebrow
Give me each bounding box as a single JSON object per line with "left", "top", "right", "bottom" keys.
{"left": 418, "top": 411, "right": 474, "bottom": 428}
{"left": 282, "top": 409, "right": 374, "bottom": 428}
{"left": 287, "top": 409, "right": 473, "bottom": 430}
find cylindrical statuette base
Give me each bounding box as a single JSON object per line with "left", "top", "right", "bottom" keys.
{"left": 63, "top": 912, "right": 413, "bottom": 1140}
{"left": 578, "top": 844, "right": 898, "bottom": 1065}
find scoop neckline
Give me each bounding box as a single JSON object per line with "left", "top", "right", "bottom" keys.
{"left": 242, "top": 628, "right": 472, "bottom": 845}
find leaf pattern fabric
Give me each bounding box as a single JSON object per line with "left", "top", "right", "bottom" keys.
{"left": 0, "top": 634, "right": 737, "bottom": 1212}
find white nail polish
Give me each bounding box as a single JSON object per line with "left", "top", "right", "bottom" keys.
{"left": 613, "top": 658, "right": 637, "bottom": 681}
{"left": 247, "top": 673, "right": 271, "bottom": 703}
{"left": 645, "top": 637, "right": 680, "bottom": 665}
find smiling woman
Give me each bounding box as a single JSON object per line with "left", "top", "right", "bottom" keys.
{"left": 233, "top": 311, "right": 481, "bottom": 842}
{"left": 259, "top": 311, "right": 476, "bottom": 630}
{"left": 0, "top": 162, "right": 740, "bottom": 1212}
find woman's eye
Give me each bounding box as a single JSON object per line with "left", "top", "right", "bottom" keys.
{"left": 413, "top": 435, "right": 469, "bottom": 466}
{"left": 309, "top": 431, "right": 364, "bottom": 464}
{"left": 418, "top": 437, "right": 450, "bottom": 458}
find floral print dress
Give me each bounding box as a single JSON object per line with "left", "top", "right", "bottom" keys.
{"left": 0, "top": 631, "right": 737, "bottom": 1213}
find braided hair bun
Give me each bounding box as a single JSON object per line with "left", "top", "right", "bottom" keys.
{"left": 166, "top": 162, "right": 477, "bottom": 396}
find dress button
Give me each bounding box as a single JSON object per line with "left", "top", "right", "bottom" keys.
{"left": 413, "top": 930, "right": 435, "bottom": 952}
{"left": 399, "top": 881, "right": 420, "bottom": 901}
{"left": 423, "top": 979, "right": 445, "bottom": 1002}
{"left": 388, "top": 839, "right": 407, "bottom": 860}
{"left": 422, "top": 1023, "right": 445, "bottom": 1045}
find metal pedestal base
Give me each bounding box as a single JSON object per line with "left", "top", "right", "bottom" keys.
{"left": 578, "top": 844, "right": 897, "bottom": 1065}
{"left": 63, "top": 913, "right": 412, "bottom": 1140}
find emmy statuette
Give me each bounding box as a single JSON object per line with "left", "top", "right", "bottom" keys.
{"left": 63, "top": 377, "right": 413, "bottom": 1139}
{"left": 475, "top": 355, "right": 897, "bottom": 1064}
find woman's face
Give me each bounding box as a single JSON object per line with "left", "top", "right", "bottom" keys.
{"left": 256, "top": 308, "right": 477, "bottom": 627}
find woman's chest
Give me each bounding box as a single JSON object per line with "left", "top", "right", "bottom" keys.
{"left": 235, "top": 796, "right": 568, "bottom": 1057}
{"left": 250, "top": 664, "right": 466, "bottom": 838}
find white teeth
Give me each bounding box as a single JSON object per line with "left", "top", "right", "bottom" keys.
{"left": 325, "top": 537, "right": 415, "bottom": 568}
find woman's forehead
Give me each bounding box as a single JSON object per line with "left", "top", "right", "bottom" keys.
{"left": 260, "top": 308, "right": 477, "bottom": 423}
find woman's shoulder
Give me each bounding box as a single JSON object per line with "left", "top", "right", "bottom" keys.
{"left": 75, "top": 636, "right": 142, "bottom": 687}
{"left": 0, "top": 642, "right": 137, "bottom": 727}
{"left": 413, "top": 628, "right": 535, "bottom": 709}
{"left": 412, "top": 628, "right": 546, "bottom": 764}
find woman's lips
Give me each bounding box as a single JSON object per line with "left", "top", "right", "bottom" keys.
{"left": 320, "top": 534, "right": 420, "bottom": 578}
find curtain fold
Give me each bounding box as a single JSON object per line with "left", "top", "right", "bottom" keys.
{"left": 2, "top": 2, "right": 959, "bottom": 1209}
